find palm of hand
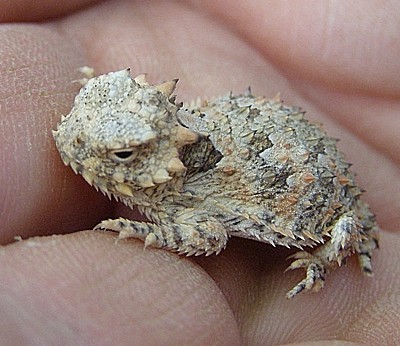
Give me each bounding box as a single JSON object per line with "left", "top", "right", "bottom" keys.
{"left": 1, "top": 1, "right": 399, "bottom": 345}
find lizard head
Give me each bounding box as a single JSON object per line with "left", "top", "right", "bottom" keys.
{"left": 53, "top": 69, "right": 198, "bottom": 203}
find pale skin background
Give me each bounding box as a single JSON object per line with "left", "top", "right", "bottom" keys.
{"left": 0, "top": 1, "right": 399, "bottom": 345}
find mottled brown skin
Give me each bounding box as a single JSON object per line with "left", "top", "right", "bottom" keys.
{"left": 53, "top": 69, "right": 379, "bottom": 297}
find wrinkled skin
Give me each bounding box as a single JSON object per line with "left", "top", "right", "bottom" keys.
{"left": 0, "top": 1, "right": 399, "bottom": 345}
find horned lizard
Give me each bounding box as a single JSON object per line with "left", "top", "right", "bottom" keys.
{"left": 53, "top": 68, "right": 379, "bottom": 298}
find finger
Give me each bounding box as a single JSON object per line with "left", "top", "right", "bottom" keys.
{"left": 194, "top": 0, "right": 400, "bottom": 97}
{"left": 61, "top": 1, "right": 288, "bottom": 98}
{"left": 196, "top": 231, "right": 400, "bottom": 345}
{"left": 0, "top": 0, "right": 99, "bottom": 23}
{"left": 0, "top": 231, "right": 240, "bottom": 345}
{"left": 0, "top": 26, "right": 113, "bottom": 243}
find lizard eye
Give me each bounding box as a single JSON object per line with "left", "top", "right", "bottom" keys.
{"left": 108, "top": 149, "right": 137, "bottom": 163}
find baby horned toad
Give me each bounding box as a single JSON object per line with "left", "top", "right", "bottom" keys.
{"left": 53, "top": 69, "right": 379, "bottom": 298}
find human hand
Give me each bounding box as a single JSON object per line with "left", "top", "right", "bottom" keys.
{"left": 1, "top": 1, "right": 399, "bottom": 344}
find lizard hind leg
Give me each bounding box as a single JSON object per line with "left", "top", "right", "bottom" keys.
{"left": 285, "top": 213, "right": 364, "bottom": 298}
{"left": 354, "top": 228, "right": 379, "bottom": 276}
{"left": 94, "top": 212, "right": 228, "bottom": 256}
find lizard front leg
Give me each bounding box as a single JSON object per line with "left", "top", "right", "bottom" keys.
{"left": 95, "top": 213, "right": 228, "bottom": 256}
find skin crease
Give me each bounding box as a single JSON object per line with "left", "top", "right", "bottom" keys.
{"left": 0, "top": 0, "right": 399, "bottom": 345}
